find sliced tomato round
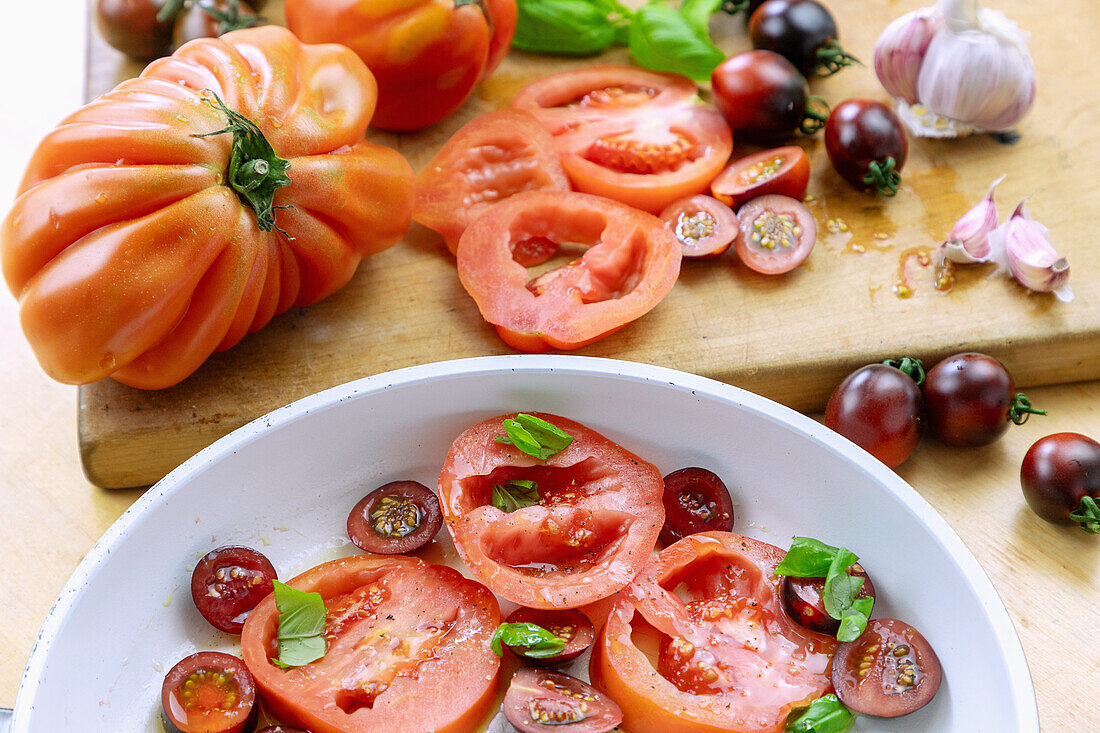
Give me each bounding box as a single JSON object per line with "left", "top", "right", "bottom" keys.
{"left": 346, "top": 480, "right": 443, "bottom": 554}
{"left": 457, "top": 190, "right": 682, "bottom": 352}
{"left": 190, "top": 545, "right": 277, "bottom": 634}
{"left": 513, "top": 66, "right": 733, "bottom": 213}
{"left": 504, "top": 668, "right": 623, "bottom": 733}
{"left": 659, "top": 467, "right": 735, "bottom": 545}
{"left": 437, "top": 412, "right": 665, "bottom": 609}
{"left": 734, "top": 194, "right": 816, "bottom": 275}
{"left": 504, "top": 607, "right": 596, "bottom": 664}
{"left": 832, "top": 618, "right": 942, "bottom": 717}
{"left": 161, "top": 651, "right": 257, "bottom": 733}
{"left": 240, "top": 555, "right": 500, "bottom": 733}
{"left": 414, "top": 109, "right": 570, "bottom": 255}
{"left": 659, "top": 195, "right": 738, "bottom": 259}
{"left": 591, "top": 532, "right": 837, "bottom": 733}
{"left": 710, "top": 146, "right": 811, "bottom": 211}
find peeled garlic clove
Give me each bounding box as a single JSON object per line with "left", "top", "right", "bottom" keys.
{"left": 874, "top": 7, "right": 942, "bottom": 104}
{"left": 993, "top": 201, "right": 1073, "bottom": 302}
{"left": 942, "top": 175, "right": 1004, "bottom": 263}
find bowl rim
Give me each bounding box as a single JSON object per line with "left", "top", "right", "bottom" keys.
{"left": 12, "top": 354, "right": 1039, "bottom": 730}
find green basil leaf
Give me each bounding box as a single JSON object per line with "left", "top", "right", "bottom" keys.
{"left": 490, "top": 622, "right": 567, "bottom": 658}
{"left": 513, "top": 0, "right": 618, "bottom": 55}
{"left": 835, "top": 596, "right": 874, "bottom": 643}
{"left": 494, "top": 414, "right": 573, "bottom": 460}
{"left": 491, "top": 479, "right": 541, "bottom": 512}
{"left": 775, "top": 537, "right": 841, "bottom": 577}
{"left": 628, "top": 4, "right": 724, "bottom": 81}
{"left": 271, "top": 580, "right": 327, "bottom": 668}
{"left": 821, "top": 547, "right": 861, "bottom": 618}
{"left": 786, "top": 694, "right": 855, "bottom": 732}
{"left": 592, "top": 0, "right": 634, "bottom": 44}
{"left": 679, "top": 0, "right": 722, "bottom": 37}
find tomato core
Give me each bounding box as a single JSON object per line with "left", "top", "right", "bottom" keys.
{"left": 370, "top": 495, "right": 421, "bottom": 538}
{"left": 746, "top": 209, "right": 803, "bottom": 250}
{"left": 585, "top": 132, "right": 697, "bottom": 175}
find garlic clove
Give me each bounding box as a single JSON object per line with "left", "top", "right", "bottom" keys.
{"left": 941, "top": 174, "right": 1004, "bottom": 263}
{"left": 990, "top": 201, "right": 1073, "bottom": 302}
{"left": 874, "top": 7, "right": 942, "bottom": 104}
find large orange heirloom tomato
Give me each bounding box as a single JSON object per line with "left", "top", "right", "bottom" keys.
{"left": 1, "top": 26, "right": 415, "bottom": 389}
{"left": 285, "top": 0, "right": 518, "bottom": 131}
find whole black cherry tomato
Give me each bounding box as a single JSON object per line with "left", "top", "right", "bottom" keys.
{"left": 711, "top": 50, "right": 828, "bottom": 142}
{"left": 346, "top": 480, "right": 443, "bottom": 554}
{"left": 749, "top": 0, "right": 857, "bottom": 78}
{"left": 825, "top": 358, "right": 924, "bottom": 468}
{"left": 1020, "top": 432, "right": 1100, "bottom": 533}
{"left": 825, "top": 99, "right": 908, "bottom": 196}
{"left": 504, "top": 607, "right": 596, "bottom": 664}
{"left": 161, "top": 651, "right": 257, "bottom": 733}
{"left": 923, "top": 353, "right": 1044, "bottom": 447}
{"left": 95, "top": 0, "right": 176, "bottom": 59}
{"left": 832, "top": 618, "right": 942, "bottom": 717}
{"left": 504, "top": 668, "right": 623, "bottom": 733}
{"left": 191, "top": 545, "right": 277, "bottom": 633}
{"left": 172, "top": 0, "right": 260, "bottom": 51}
{"left": 781, "top": 562, "right": 876, "bottom": 635}
{"left": 659, "top": 467, "right": 735, "bottom": 545}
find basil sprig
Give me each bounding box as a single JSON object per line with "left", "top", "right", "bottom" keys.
{"left": 490, "top": 622, "right": 567, "bottom": 658}
{"left": 495, "top": 414, "right": 573, "bottom": 460}
{"left": 776, "top": 537, "right": 874, "bottom": 643}
{"left": 513, "top": 0, "right": 632, "bottom": 55}
{"left": 629, "top": 5, "right": 724, "bottom": 81}
{"left": 786, "top": 694, "right": 855, "bottom": 732}
{"left": 492, "top": 479, "right": 541, "bottom": 512}
{"left": 271, "top": 580, "right": 327, "bottom": 668}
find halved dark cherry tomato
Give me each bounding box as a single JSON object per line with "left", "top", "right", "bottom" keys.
{"left": 1020, "top": 432, "right": 1100, "bottom": 532}
{"left": 734, "top": 194, "right": 816, "bottom": 274}
{"left": 825, "top": 361, "right": 924, "bottom": 468}
{"left": 781, "top": 562, "right": 876, "bottom": 635}
{"left": 659, "top": 467, "right": 735, "bottom": 545}
{"left": 711, "top": 51, "right": 825, "bottom": 142}
{"left": 659, "top": 195, "right": 738, "bottom": 258}
{"left": 346, "top": 480, "right": 443, "bottom": 554}
{"left": 825, "top": 99, "right": 908, "bottom": 196}
{"left": 832, "top": 618, "right": 942, "bottom": 717}
{"left": 504, "top": 668, "right": 623, "bottom": 733}
{"left": 505, "top": 607, "right": 596, "bottom": 664}
{"left": 749, "top": 0, "right": 856, "bottom": 78}
{"left": 161, "top": 651, "right": 257, "bottom": 733}
{"left": 710, "top": 146, "right": 810, "bottom": 210}
{"left": 190, "top": 545, "right": 277, "bottom": 634}
{"left": 924, "top": 352, "right": 1044, "bottom": 447}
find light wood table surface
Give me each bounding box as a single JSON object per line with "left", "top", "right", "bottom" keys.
{"left": 2, "top": 1, "right": 1099, "bottom": 731}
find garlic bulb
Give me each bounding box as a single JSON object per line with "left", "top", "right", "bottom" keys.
{"left": 874, "top": 0, "right": 1036, "bottom": 138}
{"left": 941, "top": 175, "right": 1003, "bottom": 263}
{"left": 988, "top": 201, "right": 1073, "bottom": 302}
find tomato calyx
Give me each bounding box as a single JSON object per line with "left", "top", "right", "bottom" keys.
{"left": 198, "top": 0, "right": 263, "bottom": 34}
{"left": 814, "top": 39, "right": 860, "bottom": 78}
{"left": 1069, "top": 496, "right": 1100, "bottom": 533}
{"left": 799, "top": 95, "right": 831, "bottom": 135}
{"left": 861, "top": 156, "right": 901, "bottom": 197}
{"left": 881, "top": 356, "right": 925, "bottom": 386}
{"left": 194, "top": 91, "right": 292, "bottom": 235}
{"left": 1008, "top": 392, "right": 1047, "bottom": 425}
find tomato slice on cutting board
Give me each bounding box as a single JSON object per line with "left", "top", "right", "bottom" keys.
{"left": 710, "top": 146, "right": 810, "bottom": 210}
{"left": 240, "top": 555, "right": 500, "bottom": 733}
{"left": 513, "top": 66, "right": 732, "bottom": 213}
{"left": 437, "top": 412, "right": 665, "bottom": 609}
{"left": 591, "top": 532, "right": 837, "bottom": 733}
{"left": 457, "top": 189, "right": 681, "bottom": 352}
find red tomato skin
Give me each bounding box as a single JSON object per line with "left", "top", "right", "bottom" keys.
{"left": 457, "top": 190, "right": 682, "bottom": 352}
{"left": 710, "top": 146, "right": 810, "bottom": 210}
{"left": 285, "top": 0, "right": 517, "bottom": 131}
{"left": 437, "top": 412, "right": 665, "bottom": 609}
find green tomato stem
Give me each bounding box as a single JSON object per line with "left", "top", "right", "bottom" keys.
{"left": 799, "top": 96, "right": 830, "bottom": 135}
{"left": 1008, "top": 393, "right": 1046, "bottom": 425}
{"left": 813, "top": 39, "right": 860, "bottom": 78}
{"left": 862, "top": 157, "right": 901, "bottom": 197}
{"left": 1069, "top": 496, "right": 1100, "bottom": 534}
{"left": 882, "top": 356, "right": 926, "bottom": 386}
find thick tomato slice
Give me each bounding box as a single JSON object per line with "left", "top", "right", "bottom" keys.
{"left": 513, "top": 66, "right": 733, "bottom": 213}
{"left": 710, "top": 146, "right": 811, "bottom": 210}
{"left": 457, "top": 190, "right": 682, "bottom": 352}
{"left": 437, "top": 412, "right": 665, "bottom": 609}
{"left": 240, "top": 555, "right": 500, "bottom": 733}
{"left": 414, "top": 109, "right": 569, "bottom": 255}
{"left": 591, "top": 532, "right": 837, "bottom": 733}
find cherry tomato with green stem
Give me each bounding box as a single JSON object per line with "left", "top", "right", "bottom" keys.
{"left": 825, "top": 99, "right": 908, "bottom": 196}
{"left": 1020, "top": 432, "right": 1100, "bottom": 533}
{"left": 825, "top": 357, "right": 924, "bottom": 468}
{"left": 749, "top": 0, "right": 857, "bottom": 77}
{"left": 711, "top": 50, "right": 829, "bottom": 143}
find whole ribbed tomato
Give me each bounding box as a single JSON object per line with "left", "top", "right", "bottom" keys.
{"left": 285, "top": 0, "right": 518, "bottom": 131}
{"left": 1, "top": 26, "right": 415, "bottom": 389}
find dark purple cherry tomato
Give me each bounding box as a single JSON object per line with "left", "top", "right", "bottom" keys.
{"left": 161, "top": 651, "right": 257, "bottom": 733}
{"left": 924, "top": 353, "right": 1044, "bottom": 447}
{"left": 347, "top": 480, "right": 443, "bottom": 554}
{"left": 659, "top": 467, "right": 735, "bottom": 545}
{"left": 1020, "top": 432, "right": 1100, "bottom": 533}
{"left": 95, "top": 0, "right": 176, "bottom": 59}
{"left": 825, "top": 100, "right": 908, "bottom": 196}
{"left": 825, "top": 359, "right": 924, "bottom": 468}
{"left": 172, "top": 0, "right": 259, "bottom": 51}
{"left": 659, "top": 195, "right": 738, "bottom": 258}
{"left": 505, "top": 607, "right": 596, "bottom": 664}
{"left": 781, "top": 563, "right": 876, "bottom": 635}
{"left": 832, "top": 618, "right": 942, "bottom": 717}
{"left": 749, "top": 0, "right": 856, "bottom": 78}
{"left": 711, "top": 51, "right": 827, "bottom": 142}
{"left": 504, "top": 668, "right": 623, "bottom": 733}
{"left": 191, "top": 545, "right": 277, "bottom": 634}
{"left": 734, "top": 194, "right": 816, "bottom": 275}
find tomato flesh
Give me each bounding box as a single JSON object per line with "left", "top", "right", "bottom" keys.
{"left": 505, "top": 607, "right": 596, "bottom": 664}
{"left": 780, "top": 563, "right": 876, "bottom": 635}
{"left": 190, "top": 546, "right": 277, "bottom": 634}
{"left": 659, "top": 196, "right": 738, "bottom": 259}
{"left": 734, "top": 195, "right": 816, "bottom": 275}
{"left": 346, "top": 480, "right": 443, "bottom": 554}
{"left": 504, "top": 668, "right": 623, "bottom": 733}
{"left": 659, "top": 467, "right": 735, "bottom": 545}
{"left": 825, "top": 363, "right": 923, "bottom": 468}
{"left": 711, "top": 147, "right": 810, "bottom": 211}
{"left": 832, "top": 618, "right": 942, "bottom": 717}
{"left": 161, "top": 651, "right": 256, "bottom": 733}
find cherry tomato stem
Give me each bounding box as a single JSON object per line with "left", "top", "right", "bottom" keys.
{"left": 1070, "top": 497, "right": 1100, "bottom": 533}
{"left": 814, "top": 38, "right": 860, "bottom": 77}
{"left": 881, "top": 356, "right": 925, "bottom": 386}
{"left": 862, "top": 157, "right": 902, "bottom": 197}
{"left": 1009, "top": 392, "right": 1047, "bottom": 425}
{"left": 799, "top": 96, "right": 831, "bottom": 135}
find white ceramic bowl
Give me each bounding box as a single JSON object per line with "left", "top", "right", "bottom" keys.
{"left": 12, "top": 356, "right": 1037, "bottom": 732}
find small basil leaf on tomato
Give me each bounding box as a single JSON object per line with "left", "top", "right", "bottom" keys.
{"left": 834, "top": 596, "right": 875, "bottom": 643}
{"left": 271, "top": 580, "right": 327, "bottom": 668}
{"left": 491, "top": 622, "right": 568, "bottom": 658}
{"left": 513, "top": 0, "right": 618, "bottom": 55}
{"left": 679, "top": 0, "right": 722, "bottom": 37}
{"left": 786, "top": 694, "right": 855, "bottom": 732}
{"left": 492, "top": 479, "right": 541, "bottom": 513}
{"left": 629, "top": 4, "right": 724, "bottom": 81}
{"left": 822, "top": 548, "right": 874, "bottom": 642}
{"left": 495, "top": 414, "right": 574, "bottom": 460}
{"left": 775, "top": 536, "right": 841, "bottom": 577}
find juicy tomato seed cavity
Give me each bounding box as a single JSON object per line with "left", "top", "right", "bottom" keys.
{"left": 749, "top": 211, "right": 802, "bottom": 250}
{"left": 742, "top": 156, "right": 786, "bottom": 184}
{"left": 371, "top": 495, "right": 421, "bottom": 538}
{"left": 675, "top": 211, "right": 717, "bottom": 245}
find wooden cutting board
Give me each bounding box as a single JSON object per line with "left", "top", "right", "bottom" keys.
{"left": 76, "top": 0, "right": 1100, "bottom": 488}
